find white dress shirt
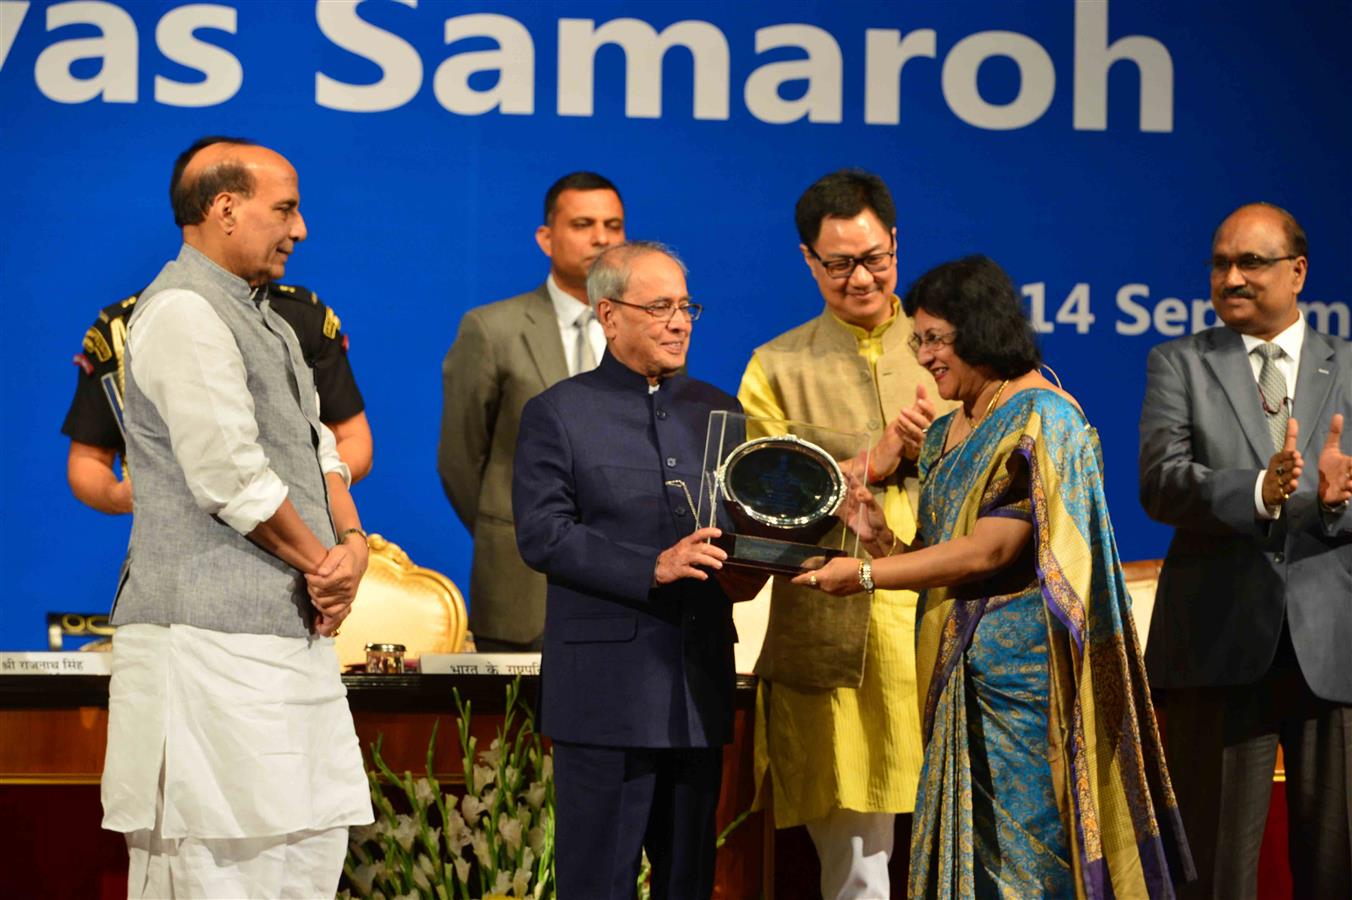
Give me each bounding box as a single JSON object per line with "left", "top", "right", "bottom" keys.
{"left": 127, "top": 287, "right": 349, "bottom": 534}
{"left": 547, "top": 274, "right": 606, "bottom": 376}
{"left": 1242, "top": 317, "right": 1305, "bottom": 519}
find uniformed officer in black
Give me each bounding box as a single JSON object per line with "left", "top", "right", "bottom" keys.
{"left": 62, "top": 282, "right": 372, "bottom": 514}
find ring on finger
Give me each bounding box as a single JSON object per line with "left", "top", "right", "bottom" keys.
{"left": 809, "top": 574, "right": 819, "bottom": 587}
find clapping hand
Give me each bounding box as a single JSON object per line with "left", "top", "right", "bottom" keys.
{"left": 1261, "top": 418, "right": 1303, "bottom": 509}
{"left": 869, "top": 385, "right": 938, "bottom": 482}
{"left": 1318, "top": 413, "right": 1352, "bottom": 510}
{"left": 895, "top": 384, "right": 937, "bottom": 462}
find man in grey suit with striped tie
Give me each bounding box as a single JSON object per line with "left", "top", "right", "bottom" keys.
{"left": 1139, "top": 202, "right": 1352, "bottom": 898}
{"left": 439, "top": 172, "right": 625, "bottom": 651}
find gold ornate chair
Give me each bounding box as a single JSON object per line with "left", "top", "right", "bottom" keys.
{"left": 1121, "top": 558, "right": 1163, "bottom": 649}
{"left": 334, "top": 534, "right": 468, "bottom": 669}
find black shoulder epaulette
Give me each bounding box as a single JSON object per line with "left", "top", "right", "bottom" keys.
{"left": 95, "top": 292, "right": 140, "bottom": 326}
{"left": 269, "top": 282, "right": 319, "bottom": 306}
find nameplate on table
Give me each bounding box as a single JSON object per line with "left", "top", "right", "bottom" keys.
{"left": 419, "top": 653, "right": 541, "bottom": 676}
{"left": 0, "top": 652, "right": 112, "bottom": 675}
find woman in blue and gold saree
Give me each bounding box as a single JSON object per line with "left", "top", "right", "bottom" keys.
{"left": 797, "top": 256, "right": 1193, "bottom": 898}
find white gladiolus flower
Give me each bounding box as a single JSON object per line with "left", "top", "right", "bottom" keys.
{"left": 411, "top": 863, "right": 431, "bottom": 891}
{"left": 492, "top": 871, "right": 512, "bottom": 896}
{"left": 498, "top": 815, "right": 523, "bottom": 852}
{"left": 445, "top": 810, "right": 472, "bottom": 851}
{"left": 525, "top": 781, "right": 546, "bottom": 810}
{"left": 393, "top": 815, "right": 418, "bottom": 853}
{"left": 527, "top": 825, "right": 546, "bottom": 855}
{"left": 351, "top": 862, "right": 380, "bottom": 895}
{"left": 461, "top": 794, "right": 486, "bottom": 822}
{"left": 472, "top": 831, "right": 492, "bottom": 868}
{"left": 481, "top": 738, "right": 504, "bottom": 768}
{"left": 413, "top": 777, "right": 437, "bottom": 806}
{"left": 512, "top": 868, "right": 531, "bottom": 898}
{"left": 474, "top": 764, "right": 497, "bottom": 788}
{"left": 453, "top": 856, "right": 471, "bottom": 885}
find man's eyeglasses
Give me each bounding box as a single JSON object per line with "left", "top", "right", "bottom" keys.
{"left": 606, "top": 298, "right": 703, "bottom": 322}
{"left": 807, "top": 241, "right": 897, "bottom": 279}
{"left": 1209, "top": 253, "right": 1298, "bottom": 274}
{"left": 907, "top": 330, "right": 957, "bottom": 355}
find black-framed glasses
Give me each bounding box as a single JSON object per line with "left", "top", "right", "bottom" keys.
{"left": 907, "top": 330, "right": 957, "bottom": 355}
{"left": 1208, "top": 253, "right": 1298, "bottom": 274}
{"left": 807, "top": 239, "right": 897, "bottom": 279}
{"left": 605, "top": 298, "right": 703, "bottom": 322}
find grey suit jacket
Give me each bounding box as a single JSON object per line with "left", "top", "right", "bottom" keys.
{"left": 439, "top": 284, "right": 570, "bottom": 644}
{"left": 1139, "top": 324, "right": 1352, "bottom": 703}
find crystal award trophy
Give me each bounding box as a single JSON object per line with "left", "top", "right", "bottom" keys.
{"left": 687, "top": 411, "right": 869, "bottom": 574}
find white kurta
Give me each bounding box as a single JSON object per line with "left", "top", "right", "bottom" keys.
{"left": 102, "top": 624, "right": 373, "bottom": 839}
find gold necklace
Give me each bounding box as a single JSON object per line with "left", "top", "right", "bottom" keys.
{"left": 965, "top": 379, "right": 1010, "bottom": 428}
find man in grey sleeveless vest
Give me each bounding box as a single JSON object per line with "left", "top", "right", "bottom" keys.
{"left": 100, "top": 136, "right": 373, "bottom": 898}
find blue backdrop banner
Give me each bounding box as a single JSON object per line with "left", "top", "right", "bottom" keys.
{"left": 2, "top": 0, "right": 1348, "bottom": 647}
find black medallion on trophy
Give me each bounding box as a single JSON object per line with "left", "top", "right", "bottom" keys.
{"left": 693, "top": 413, "right": 867, "bottom": 575}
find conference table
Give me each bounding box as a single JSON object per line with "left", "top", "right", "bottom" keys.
{"left": 0, "top": 666, "right": 769, "bottom": 899}
{"left": 1, "top": 661, "right": 1292, "bottom": 898}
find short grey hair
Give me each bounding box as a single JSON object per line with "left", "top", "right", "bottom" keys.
{"left": 586, "top": 240, "right": 687, "bottom": 310}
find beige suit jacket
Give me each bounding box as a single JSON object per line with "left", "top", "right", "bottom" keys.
{"left": 438, "top": 284, "right": 570, "bottom": 644}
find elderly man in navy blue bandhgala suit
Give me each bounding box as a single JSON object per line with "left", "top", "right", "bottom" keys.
{"left": 513, "top": 241, "right": 754, "bottom": 899}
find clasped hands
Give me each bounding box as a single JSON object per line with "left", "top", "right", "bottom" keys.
{"left": 309, "top": 534, "right": 369, "bottom": 636}
{"left": 1262, "top": 414, "right": 1352, "bottom": 512}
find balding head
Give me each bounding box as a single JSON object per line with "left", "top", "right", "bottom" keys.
{"left": 173, "top": 137, "right": 307, "bottom": 286}
{"left": 170, "top": 136, "right": 256, "bottom": 227}
{"left": 1209, "top": 202, "right": 1308, "bottom": 340}
{"left": 1212, "top": 202, "right": 1308, "bottom": 260}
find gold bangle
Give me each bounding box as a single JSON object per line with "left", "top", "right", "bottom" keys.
{"left": 885, "top": 531, "right": 900, "bottom": 557}
{"left": 339, "top": 527, "right": 367, "bottom": 544}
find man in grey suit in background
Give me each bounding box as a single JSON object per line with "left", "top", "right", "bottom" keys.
{"left": 439, "top": 172, "right": 625, "bottom": 651}
{"left": 1139, "top": 202, "right": 1352, "bottom": 899}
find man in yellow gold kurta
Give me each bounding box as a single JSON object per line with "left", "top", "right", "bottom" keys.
{"left": 739, "top": 170, "right": 949, "bottom": 899}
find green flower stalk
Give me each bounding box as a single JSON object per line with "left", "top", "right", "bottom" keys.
{"left": 342, "top": 676, "right": 556, "bottom": 899}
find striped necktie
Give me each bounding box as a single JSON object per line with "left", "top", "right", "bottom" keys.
{"left": 1253, "top": 342, "right": 1289, "bottom": 452}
